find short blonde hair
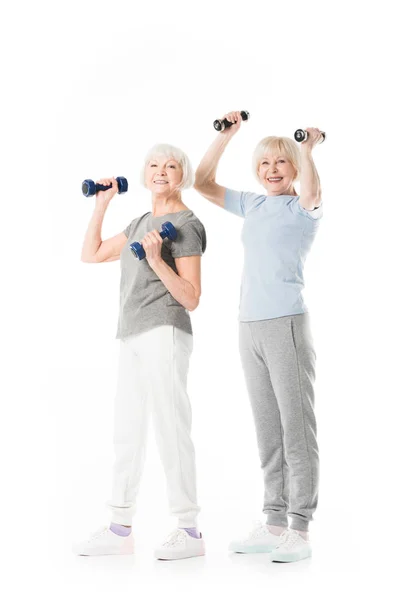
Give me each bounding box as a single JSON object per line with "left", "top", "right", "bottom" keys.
{"left": 140, "top": 143, "right": 194, "bottom": 190}
{"left": 253, "top": 136, "right": 301, "bottom": 184}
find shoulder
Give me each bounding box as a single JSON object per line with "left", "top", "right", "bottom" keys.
{"left": 127, "top": 212, "right": 151, "bottom": 228}
{"left": 176, "top": 210, "right": 206, "bottom": 232}
{"left": 225, "top": 189, "right": 266, "bottom": 217}
{"left": 288, "top": 196, "right": 323, "bottom": 221}
{"left": 123, "top": 212, "right": 151, "bottom": 238}
{"left": 172, "top": 211, "right": 207, "bottom": 254}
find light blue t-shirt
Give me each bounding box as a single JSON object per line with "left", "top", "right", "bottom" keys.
{"left": 224, "top": 189, "right": 323, "bottom": 321}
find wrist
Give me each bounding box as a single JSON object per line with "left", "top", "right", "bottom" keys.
{"left": 300, "top": 145, "right": 313, "bottom": 156}
{"left": 94, "top": 200, "right": 110, "bottom": 213}
{"left": 222, "top": 129, "right": 237, "bottom": 141}
{"left": 147, "top": 256, "right": 163, "bottom": 268}
{"left": 217, "top": 130, "right": 235, "bottom": 146}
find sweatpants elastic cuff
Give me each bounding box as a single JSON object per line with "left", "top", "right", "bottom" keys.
{"left": 109, "top": 509, "right": 133, "bottom": 527}
{"left": 178, "top": 519, "right": 198, "bottom": 529}
{"left": 110, "top": 517, "right": 133, "bottom": 526}
{"left": 290, "top": 518, "right": 309, "bottom": 532}
{"left": 266, "top": 514, "right": 289, "bottom": 528}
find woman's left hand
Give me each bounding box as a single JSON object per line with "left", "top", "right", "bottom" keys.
{"left": 141, "top": 230, "right": 163, "bottom": 266}
{"left": 301, "top": 127, "right": 324, "bottom": 151}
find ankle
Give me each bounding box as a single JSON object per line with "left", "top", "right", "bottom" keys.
{"left": 267, "top": 524, "right": 288, "bottom": 536}
{"left": 110, "top": 523, "right": 132, "bottom": 537}
{"left": 181, "top": 527, "right": 201, "bottom": 539}
{"left": 292, "top": 528, "right": 309, "bottom": 541}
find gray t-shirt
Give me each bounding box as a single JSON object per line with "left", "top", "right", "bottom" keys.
{"left": 116, "top": 210, "right": 206, "bottom": 339}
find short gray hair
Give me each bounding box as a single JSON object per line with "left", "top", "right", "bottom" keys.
{"left": 140, "top": 143, "right": 194, "bottom": 190}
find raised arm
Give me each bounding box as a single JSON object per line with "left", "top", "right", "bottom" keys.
{"left": 299, "top": 128, "right": 323, "bottom": 210}
{"left": 194, "top": 111, "right": 243, "bottom": 207}
{"left": 81, "top": 177, "right": 128, "bottom": 263}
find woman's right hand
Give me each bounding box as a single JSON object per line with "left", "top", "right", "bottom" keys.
{"left": 95, "top": 177, "right": 119, "bottom": 207}
{"left": 219, "top": 110, "right": 243, "bottom": 136}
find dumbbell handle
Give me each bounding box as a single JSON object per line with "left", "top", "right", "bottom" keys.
{"left": 81, "top": 177, "right": 128, "bottom": 197}
{"left": 158, "top": 229, "right": 170, "bottom": 241}
{"left": 294, "top": 129, "right": 326, "bottom": 143}
{"left": 214, "top": 111, "right": 250, "bottom": 131}
{"left": 96, "top": 183, "right": 113, "bottom": 192}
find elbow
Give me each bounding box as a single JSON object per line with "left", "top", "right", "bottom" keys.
{"left": 194, "top": 176, "right": 212, "bottom": 192}
{"left": 81, "top": 254, "right": 98, "bottom": 263}
{"left": 301, "top": 195, "right": 320, "bottom": 210}
{"left": 193, "top": 179, "right": 203, "bottom": 192}
{"left": 188, "top": 294, "right": 201, "bottom": 312}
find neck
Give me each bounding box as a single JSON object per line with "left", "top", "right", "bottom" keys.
{"left": 151, "top": 191, "right": 186, "bottom": 217}
{"left": 266, "top": 185, "right": 296, "bottom": 197}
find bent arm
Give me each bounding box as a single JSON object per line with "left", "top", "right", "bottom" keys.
{"left": 194, "top": 134, "right": 232, "bottom": 208}
{"left": 299, "top": 147, "right": 322, "bottom": 210}
{"left": 81, "top": 204, "right": 127, "bottom": 263}
{"left": 148, "top": 255, "right": 201, "bottom": 312}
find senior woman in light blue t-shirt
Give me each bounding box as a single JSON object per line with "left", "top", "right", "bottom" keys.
{"left": 195, "top": 111, "right": 323, "bottom": 563}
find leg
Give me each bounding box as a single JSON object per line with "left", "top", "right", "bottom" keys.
{"left": 239, "top": 323, "right": 289, "bottom": 528}
{"left": 107, "top": 336, "right": 150, "bottom": 525}
{"left": 140, "top": 326, "right": 200, "bottom": 528}
{"left": 261, "top": 314, "right": 319, "bottom": 532}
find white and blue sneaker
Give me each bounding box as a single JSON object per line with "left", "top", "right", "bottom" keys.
{"left": 228, "top": 521, "right": 284, "bottom": 553}
{"left": 270, "top": 529, "right": 312, "bottom": 562}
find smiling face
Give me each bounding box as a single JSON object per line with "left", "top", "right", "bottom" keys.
{"left": 258, "top": 153, "right": 297, "bottom": 196}
{"left": 144, "top": 156, "right": 183, "bottom": 195}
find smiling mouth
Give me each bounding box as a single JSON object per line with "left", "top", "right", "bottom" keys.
{"left": 153, "top": 180, "right": 168, "bottom": 184}
{"left": 268, "top": 178, "right": 283, "bottom": 182}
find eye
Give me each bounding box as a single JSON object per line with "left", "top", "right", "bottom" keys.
{"left": 167, "top": 165, "right": 176, "bottom": 169}
{"left": 150, "top": 163, "right": 157, "bottom": 167}
{"left": 278, "top": 159, "right": 285, "bottom": 163}
{"left": 262, "top": 161, "right": 268, "bottom": 165}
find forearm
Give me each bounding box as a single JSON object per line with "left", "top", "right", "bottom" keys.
{"left": 194, "top": 134, "right": 232, "bottom": 187}
{"left": 81, "top": 205, "right": 107, "bottom": 261}
{"left": 148, "top": 258, "right": 199, "bottom": 311}
{"left": 300, "top": 147, "right": 321, "bottom": 203}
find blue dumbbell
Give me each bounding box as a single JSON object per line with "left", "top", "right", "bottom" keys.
{"left": 82, "top": 176, "right": 128, "bottom": 197}
{"left": 294, "top": 129, "right": 326, "bottom": 143}
{"left": 130, "top": 222, "right": 177, "bottom": 260}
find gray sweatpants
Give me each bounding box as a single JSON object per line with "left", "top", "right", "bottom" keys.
{"left": 239, "top": 313, "right": 319, "bottom": 532}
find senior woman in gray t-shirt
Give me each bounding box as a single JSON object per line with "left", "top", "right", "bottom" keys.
{"left": 74, "top": 144, "right": 206, "bottom": 561}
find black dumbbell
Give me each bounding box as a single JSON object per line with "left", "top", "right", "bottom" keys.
{"left": 213, "top": 111, "right": 250, "bottom": 131}
{"left": 82, "top": 177, "right": 128, "bottom": 197}
{"left": 130, "top": 221, "right": 178, "bottom": 261}
{"left": 294, "top": 129, "right": 326, "bottom": 144}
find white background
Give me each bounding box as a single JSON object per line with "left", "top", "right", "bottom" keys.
{"left": 2, "top": 0, "right": 399, "bottom": 598}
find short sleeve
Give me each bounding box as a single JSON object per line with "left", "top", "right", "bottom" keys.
{"left": 171, "top": 220, "right": 207, "bottom": 259}
{"left": 292, "top": 197, "right": 323, "bottom": 220}
{"left": 123, "top": 215, "right": 142, "bottom": 238}
{"left": 224, "top": 188, "right": 265, "bottom": 218}
{"left": 123, "top": 222, "right": 132, "bottom": 238}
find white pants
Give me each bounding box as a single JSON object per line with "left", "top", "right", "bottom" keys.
{"left": 107, "top": 325, "right": 200, "bottom": 528}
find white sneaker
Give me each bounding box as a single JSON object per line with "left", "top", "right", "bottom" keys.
{"left": 73, "top": 526, "right": 134, "bottom": 556}
{"left": 228, "top": 521, "right": 284, "bottom": 553}
{"left": 154, "top": 529, "right": 205, "bottom": 560}
{"left": 270, "top": 529, "right": 312, "bottom": 562}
